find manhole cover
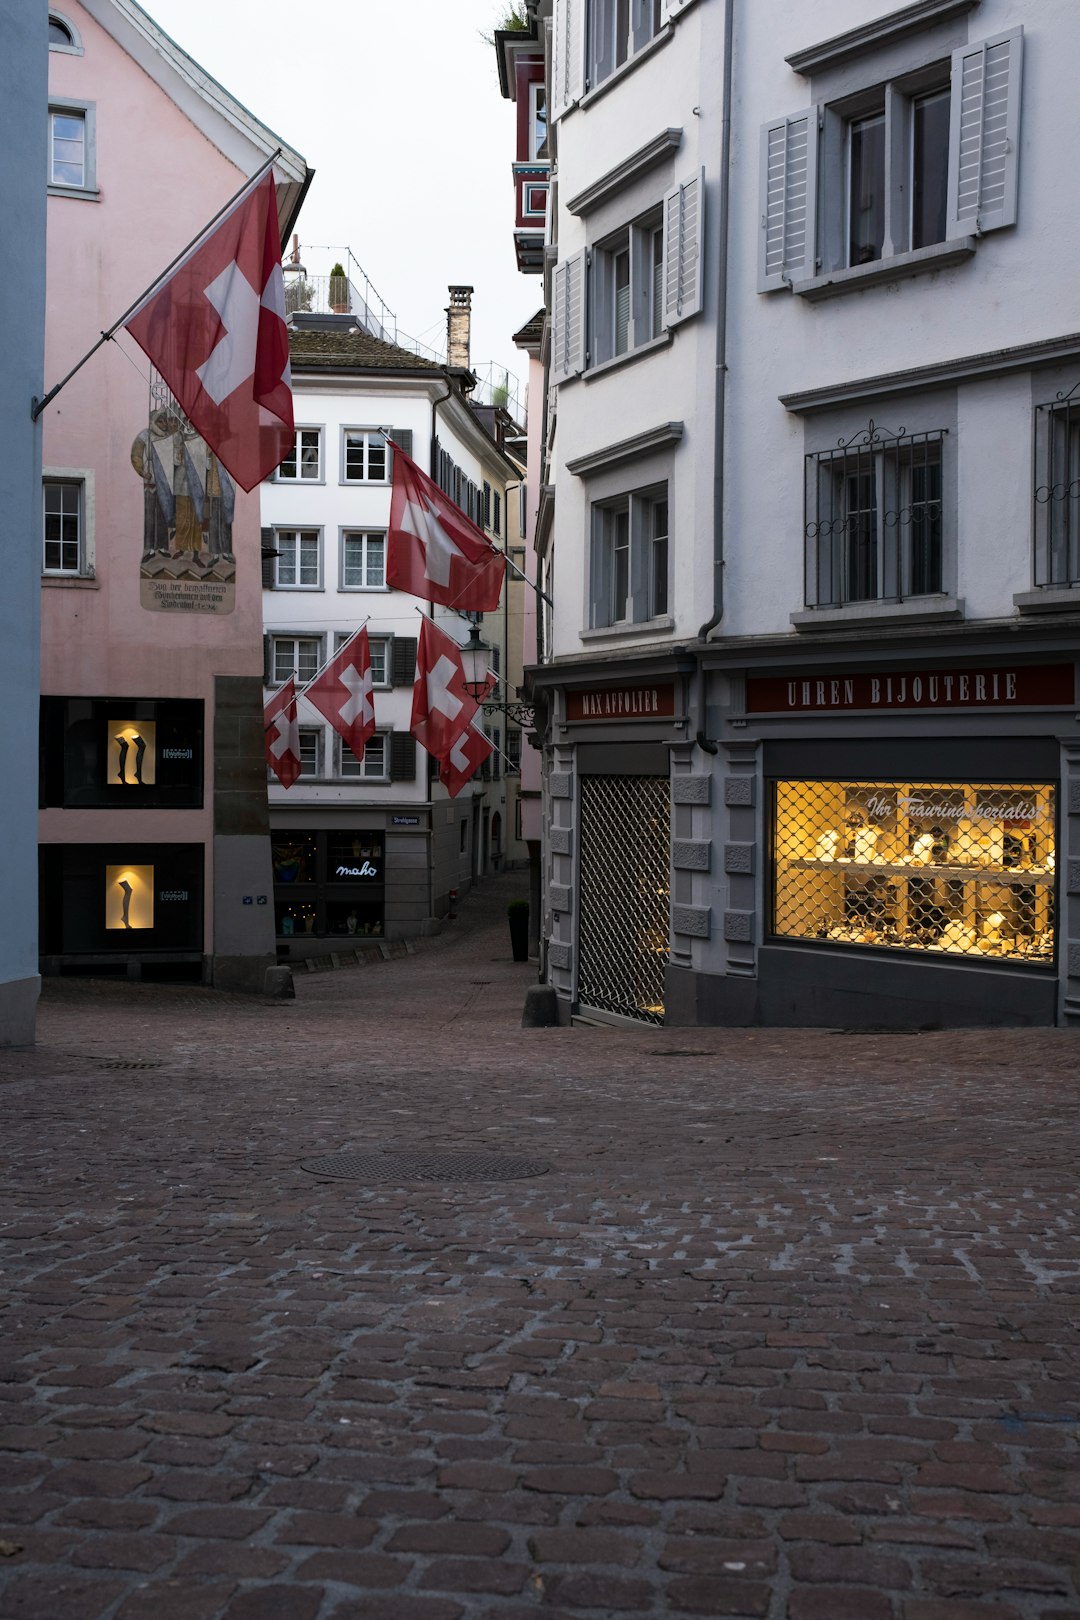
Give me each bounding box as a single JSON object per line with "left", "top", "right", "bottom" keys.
{"left": 300, "top": 1151, "right": 551, "bottom": 1183}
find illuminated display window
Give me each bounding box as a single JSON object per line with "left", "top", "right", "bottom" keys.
{"left": 105, "top": 864, "right": 154, "bottom": 930}
{"left": 773, "top": 780, "right": 1056, "bottom": 964}
{"left": 107, "top": 720, "right": 157, "bottom": 787}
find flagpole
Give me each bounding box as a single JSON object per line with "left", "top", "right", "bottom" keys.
{"left": 31, "top": 148, "right": 283, "bottom": 422}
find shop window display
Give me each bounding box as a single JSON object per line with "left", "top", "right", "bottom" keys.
{"left": 773, "top": 780, "right": 1055, "bottom": 963}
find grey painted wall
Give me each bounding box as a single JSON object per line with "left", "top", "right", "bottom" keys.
{"left": 0, "top": 4, "right": 47, "bottom": 1045}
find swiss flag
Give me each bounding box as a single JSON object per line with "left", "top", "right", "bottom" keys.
{"left": 410, "top": 617, "right": 479, "bottom": 765}
{"left": 388, "top": 447, "right": 506, "bottom": 613}
{"left": 264, "top": 678, "right": 302, "bottom": 789}
{"left": 125, "top": 171, "right": 293, "bottom": 493}
{"left": 303, "top": 629, "right": 376, "bottom": 766}
{"left": 439, "top": 718, "right": 494, "bottom": 799}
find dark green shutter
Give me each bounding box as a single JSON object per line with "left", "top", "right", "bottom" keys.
{"left": 389, "top": 731, "right": 416, "bottom": 781}
{"left": 390, "top": 428, "right": 413, "bottom": 458}
{"left": 262, "top": 633, "right": 272, "bottom": 683}
{"left": 261, "top": 527, "right": 276, "bottom": 589}
{"left": 390, "top": 635, "right": 417, "bottom": 686}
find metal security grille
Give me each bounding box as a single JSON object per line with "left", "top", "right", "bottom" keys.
{"left": 773, "top": 779, "right": 1055, "bottom": 964}
{"left": 1034, "top": 383, "right": 1080, "bottom": 586}
{"left": 578, "top": 775, "right": 669, "bottom": 1023}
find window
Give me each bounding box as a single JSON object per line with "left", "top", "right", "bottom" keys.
{"left": 592, "top": 209, "right": 664, "bottom": 366}
{"left": 297, "top": 729, "right": 321, "bottom": 779}
{"left": 337, "top": 631, "right": 388, "bottom": 686}
{"left": 272, "top": 636, "right": 321, "bottom": 685}
{"left": 507, "top": 730, "right": 522, "bottom": 776}
{"left": 43, "top": 480, "right": 83, "bottom": 574}
{"left": 493, "top": 492, "right": 502, "bottom": 537}
{"left": 529, "top": 82, "right": 549, "bottom": 160}
{"left": 276, "top": 428, "right": 321, "bottom": 481}
{"left": 343, "top": 430, "right": 388, "bottom": 484}
{"left": 272, "top": 530, "right": 321, "bottom": 589}
{"left": 48, "top": 102, "right": 95, "bottom": 193}
{"left": 48, "top": 14, "right": 81, "bottom": 50}
{"left": 341, "top": 531, "right": 386, "bottom": 590}
{"left": 339, "top": 732, "right": 387, "bottom": 780}
{"left": 759, "top": 28, "right": 1023, "bottom": 293}
{"left": 804, "top": 425, "right": 945, "bottom": 609}
{"left": 590, "top": 483, "right": 669, "bottom": 627}
{"left": 1034, "top": 385, "right": 1080, "bottom": 588}
{"left": 589, "top": 0, "right": 662, "bottom": 88}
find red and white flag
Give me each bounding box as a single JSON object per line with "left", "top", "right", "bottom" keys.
{"left": 303, "top": 629, "right": 375, "bottom": 766}
{"left": 439, "top": 718, "right": 494, "bottom": 798}
{"left": 126, "top": 170, "right": 293, "bottom": 492}
{"left": 388, "top": 448, "right": 506, "bottom": 613}
{"left": 264, "top": 678, "right": 302, "bottom": 789}
{"left": 410, "top": 617, "right": 479, "bottom": 764}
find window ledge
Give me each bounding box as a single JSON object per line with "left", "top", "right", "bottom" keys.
{"left": 48, "top": 185, "right": 100, "bottom": 202}
{"left": 581, "top": 616, "right": 675, "bottom": 642}
{"left": 792, "top": 237, "right": 977, "bottom": 301}
{"left": 1014, "top": 586, "right": 1080, "bottom": 615}
{"left": 274, "top": 478, "right": 326, "bottom": 487}
{"left": 792, "top": 595, "right": 963, "bottom": 631}
{"left": 584, "top": 330, "right": 674, "bottom": 383}
{"left": 579, "top": 24, "right": 674, "bottom": 112}
{"left": 42, "top": 573, "right": 98, "bottom": 589}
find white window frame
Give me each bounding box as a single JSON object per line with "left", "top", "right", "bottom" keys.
{"left": 272, "top": 634, "right": 323, "bottom": 687}
{"left": 588, "top": 0, "right": 663, "bottom": 90}
{"left": 272, "top": 528, "right": 322, "bottom": 590}
{"left": 335, "top": 630, "right": 390, "bottom": 688}
{"left": 340, "top": 529, "right": 387, "bottom": 592}
{"left": 341, "top": 428, "right": 390, "bottom": 485}
{"left": 48, "top": 100, "right": 96, "bottom": 198}
{"left": 42, "top": 469, "right": 94, "bottom": 578}
{"left": 297, "top": 727, "right": 322, "bottom": 780}
{"left": 590, "top": 482, "right": 669, "bottom": 629}
{"left": 274, "top": 426, "right": 323, "bottom": 483}
{"left": 528, "top": 81, "right": 549, "bottom": 161}
{"left": 338, "top": 731, "right": 389, "bottom": 781}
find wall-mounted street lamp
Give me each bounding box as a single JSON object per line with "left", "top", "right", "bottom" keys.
{"left": 459, "top": 622, "right": 535, "bottom": 729}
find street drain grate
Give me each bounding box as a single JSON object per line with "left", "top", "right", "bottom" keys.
{"left": 93, "top": 1058, "right": 165, "bottom": 1071}
{"left": 300, "top": 1151, "right": 551, "bottom": 1183}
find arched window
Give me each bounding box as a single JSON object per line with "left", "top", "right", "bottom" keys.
{"left": 48, "top": 14, "right": 82, "bottom": 51}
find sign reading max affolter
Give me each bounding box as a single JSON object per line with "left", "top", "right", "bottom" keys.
{"left": 746, "top": 664, "right": 1076, "bottom": 714}
{"left": 567, "top": 682, "right": 676, "bottom": 722}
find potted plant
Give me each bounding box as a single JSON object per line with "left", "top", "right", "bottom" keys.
{"left": 328, "top": 262, "right": 349, "bottom": 314}
{"left": 507, "top": 898, "right": 530, "bottom": 962}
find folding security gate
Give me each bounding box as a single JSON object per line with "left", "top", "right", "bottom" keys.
{"left": 577, "top": 774, "right": 670, "bottom": 1024}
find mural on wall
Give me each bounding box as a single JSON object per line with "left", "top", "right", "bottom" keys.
{"left": 133, "top": 381, "right": 236, "bottom": 614}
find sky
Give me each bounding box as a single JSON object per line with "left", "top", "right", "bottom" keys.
{"left": 145, "top": 0, "right": 536, "bottom": 399}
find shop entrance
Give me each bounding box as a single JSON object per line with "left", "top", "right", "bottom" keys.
{"left": 577, "top": 774, "right": 669, "bottom": 1024}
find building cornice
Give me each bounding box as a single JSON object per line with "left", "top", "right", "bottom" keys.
{"left": 566, "top": 128, "right": 683, "bottom": 217}
{"left": 785, "top": 0, "right": 980, "bottom": 76}
{"left": 566, "top": 422, "right": 684, "bottom": 478}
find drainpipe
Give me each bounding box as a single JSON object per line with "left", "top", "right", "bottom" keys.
{"left": 694, "top": 0, "right": 734, "bottom": 756}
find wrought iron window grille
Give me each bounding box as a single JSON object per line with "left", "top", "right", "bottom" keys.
{"left": 804, "top": 419, "right": 946, "bottom": 609}
{"left": 1034, "top": 381, "right": 1080, "bottom": 588}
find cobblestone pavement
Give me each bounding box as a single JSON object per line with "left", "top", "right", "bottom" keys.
{"left": 2, "top": 871, "right": 1079, "bottom": 1620}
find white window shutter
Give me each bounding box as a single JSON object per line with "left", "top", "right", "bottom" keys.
{"left": 551, "top": 0, "right": 585, "bottom": 122}
{"left": 946, "top": 26, "right": 1023, "bottom": 238}
{"left": 757, "top": 109, "right": 818, "bottom": 292}
{"left": 663, "top": 167, "right": 704, "bottom": 329}
{"left": 661, "top": 0, "right": 697, "bottom": 21}
{"left": 550, "top": 249, "right": 587, "bottom": 386}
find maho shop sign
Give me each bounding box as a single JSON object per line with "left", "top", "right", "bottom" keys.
{"left": 746, "top": 664, "right": 1075, "bottom": 714}
{"left": 567, "top": 682, "right": 676, "bottom": 722}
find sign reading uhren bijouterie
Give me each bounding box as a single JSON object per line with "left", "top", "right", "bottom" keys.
{"left": 746, "top": 664, "right": 1075, "bottom": 714}
{"left": 567, "top": 682, "right": 676, "bottom": 722}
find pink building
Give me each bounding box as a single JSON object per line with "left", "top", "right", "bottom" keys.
{"left": 40, "top": 1, "right": 308, "bottom": 990}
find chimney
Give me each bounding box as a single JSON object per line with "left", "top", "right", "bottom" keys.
{"left": 446, "top": 285, "right": 474, "bottom": 370}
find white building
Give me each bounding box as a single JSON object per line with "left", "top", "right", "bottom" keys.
{"left": 261, "top": 296, "right": 526, "bottom": 956}
{"left": 522, "top": 0, "right": 1080, "bottom": 1028}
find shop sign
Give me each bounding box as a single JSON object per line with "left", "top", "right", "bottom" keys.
{"left": 747, "top": 664, "right": 1075, "bottom": 714}
{"left": 567, "top": 682, "right": 676, "bottom": 722}
{"left": 392, "top": 815, "right": 420, "bottom": 826}
{"left": 333, "top": 860, "right": 379, "bottom": 880}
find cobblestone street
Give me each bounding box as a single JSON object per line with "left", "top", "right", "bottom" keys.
{"left": 2, "top": 872, "right": 1079, "bottom": 1620}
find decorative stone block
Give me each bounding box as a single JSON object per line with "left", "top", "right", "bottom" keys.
{"left": 673, "top": 839, "right": 710, "bottom": 871}
{"left": 672, "top": 904, "right": 710, "bottom": 938}
{"left": 1069, "top": 860, "right": 1080, "bottom": 895}
{"left": 725, "top": 776, "right": 755, "bottom": 807}
{"left": 1070, "top": 781, "right": 1080, "bottom": 816}
{"left": 672, "top": 775, "right": 711, "bottom": 805}
{"left": 549, "top": 885, "right": 571, "bottom": 914}
{"left": 547, "top": 940, "right": 571, "bottom": 970}
{"left": 724, "top": 842, "right": 755, "bottom": 875}
{"left": 723, "top": 910, "right": 754, "bottom": 943}
{"left": 549, "top": 773, "right": 572, "bottom": 799}
{"left": 549, "top": 826, "right": 573, "bottom": 856}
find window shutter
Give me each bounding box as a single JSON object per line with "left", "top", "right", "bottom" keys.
{"left": 551, "top": 0, "right": 585, "bottom": 121}
{"left": 947, "top": 27, "right": 1023, "bottom": 238}
{"left": 390, "top": 635, "right": 417, "bottom": 687}
{"left": 262, "top": 634, "right": 272, "bottom": 684}
{"left": 389, "top": 427, "right": 413, "bottom": 461}
{"left": 389, "top": 731, "right": 416, "bottom": 781}
{"left": 663, "top": 168, "right": 704, "bottom": 328}
{"left": 661, "top": 0, "right": 697, "bottom": 19}
{"left": 758, "top": 109, "right": 818, "bottom": 292}
{"left": 550, "top": 248, "right": 587, "bottom": 386}
{"left": 261, "top": 527, "right": 276, "bottom": 590}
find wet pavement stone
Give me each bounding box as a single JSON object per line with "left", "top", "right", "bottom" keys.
{"left": 1, "top": 871, "right": 1079, "bottom": 1618}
